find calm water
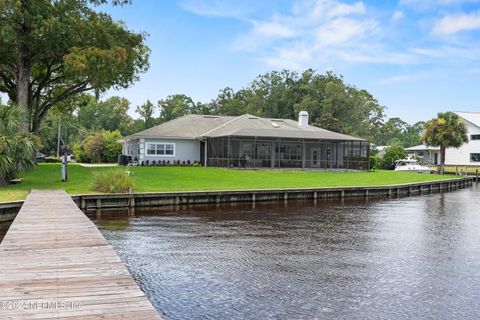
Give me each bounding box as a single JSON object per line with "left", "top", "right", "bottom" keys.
{"left": 87, "top": 187, "right": 480, "bottom": 319}
{"left": 1, "top": 186, "right": 477, "bottom": 319}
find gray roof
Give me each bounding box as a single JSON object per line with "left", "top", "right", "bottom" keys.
{"left": 203, "top": 114, "right": 365, "bottom": 141}
{"left": 406, "top": 144, "right": 440, "bottom": 151}
{"left": 126, "top": 114, "right": 235, "bottom": 139}
{"left": 126, "top": 113, "right": 366, "bottom": 142}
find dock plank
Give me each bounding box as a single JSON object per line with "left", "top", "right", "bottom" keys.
{"left": 0, "top": 190, "right": 161, "bottom": 319}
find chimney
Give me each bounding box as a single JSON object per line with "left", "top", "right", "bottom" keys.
{"left": 298, "top": 111, "right": 309, "bottom": 128}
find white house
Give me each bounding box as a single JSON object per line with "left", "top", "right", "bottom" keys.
{"left": 405, "top": 144, "right": 440, "bottom": 165}
{"left": 443, "top": 111, "right": 480, "bottom": 166}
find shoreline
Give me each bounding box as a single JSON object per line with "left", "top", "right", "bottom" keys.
{"left": 0, "top": 176, "right": 473, "bottom": 222}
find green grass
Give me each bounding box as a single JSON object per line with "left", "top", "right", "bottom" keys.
{"left": 0, "top": 163, "right": 459, "bottom": 202}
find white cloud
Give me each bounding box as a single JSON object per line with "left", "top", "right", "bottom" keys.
{"left": 253, "top": 21, "right": 296, "bottom": 38}
{"left": 231, "top": 0, "right": 399, "bottom": 69}
{"left": 323, "top": 1, "right": 366, "bottom": 18}
{"left": 400, "top": 0, "right": 480, "bottom": 10}
{"left": 179, "top": 0, "right": 249, "bottom": 18}
{"left": 432, "top": 11, "right": 480, "bottom": 35}
{"left": 391, "top": 10, "right": 405, "bottom": 21}
{"left": 181, "top": 0, "right": 480, "bottom": 73}
{"left": 314, "top": 18, "right": 377, "bottom": 45}
{"left": 376, "top": 75, "right": 414, "bottom": 85}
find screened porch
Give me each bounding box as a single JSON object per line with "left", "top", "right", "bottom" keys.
{"left": 205, "top": 136, "right": 370, "bottom": 170}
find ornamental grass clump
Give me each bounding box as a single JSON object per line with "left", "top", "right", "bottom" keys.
{"left": 91, "top": 169, "right": 133, "bottom": 193}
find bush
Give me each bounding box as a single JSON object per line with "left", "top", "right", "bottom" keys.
{"left": 102, "top": 130, "right": 123, "bottom": 163}
{"left": 369, "top": 156, "right": 378, "bottom": 171}
{"left": 0, "top": 104, "right": 41, "bottom": 185}
{"left": 73, "top": 142, "right": 91, "bottom": 163}
{"left": 91, "top": 169, "right": 134, "bottom": 193}
{"left": 380, "top": 146, "right": 407, "bottom": 169}
{"left": 74, "top": 130, "right": 123, "bottom": 163}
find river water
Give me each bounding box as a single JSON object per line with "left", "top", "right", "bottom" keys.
{"left": 85, "top": 186, "right": 480, "bottom": 319}
{"left": 2, "top": 187, "right": 480, "bottom": 319}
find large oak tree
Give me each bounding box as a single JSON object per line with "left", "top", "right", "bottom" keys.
{"left": 0, "top": 0, "right": 149, "bottom": 133}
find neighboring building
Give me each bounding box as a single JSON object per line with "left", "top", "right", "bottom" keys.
{"left": 406, "top": 144, "right": 440, "bottom": 165}
{"left": 444, "top": 111, "right": 480, "bottom": 166}
{"left": 121, "top": 112, "right": 370, "bottom": 170}
{"left": 372, "top": 145, "right": 388, "bottom": 157}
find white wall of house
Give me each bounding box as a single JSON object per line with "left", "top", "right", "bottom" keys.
{"left": 123, "top": 138, "right": 200, "bottom": 163}
{"left": 445, "top": 120, "right": 480, "bottom": 165}
{"left": 122, "top": 139, "right": 139, "bottom": 159}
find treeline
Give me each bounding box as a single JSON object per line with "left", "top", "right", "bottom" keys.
{"left": 39, "top": 69, "right": 424, "bottom": 157}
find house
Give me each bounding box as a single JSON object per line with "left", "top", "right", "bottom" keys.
{"left": 121, "top": 111, "right": 370, "bottom": 170}
{"left": 372, "top": 145, "right": 388, "bottom": 157}
{"left": 443, "top": 111, "right": 480, "bottom": 166}
{"left": 406, "top": 144, "right": 440, "bottom": 165}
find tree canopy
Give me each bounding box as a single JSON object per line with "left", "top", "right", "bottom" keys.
{"left": 207, "top": 70, "right": 385, "bottom": 142}
{"left": 32, "top": 69, "right": 428, "bottom": 158}
{"left": 0, "top": 0, "right": 149, "bottom": 133}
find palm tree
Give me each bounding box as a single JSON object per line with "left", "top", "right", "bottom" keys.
{"left": 422, "top": 112, "right": 468, "bottom": 174}
{"left": 0, "top": 103, "right": 38, "bottom": 186}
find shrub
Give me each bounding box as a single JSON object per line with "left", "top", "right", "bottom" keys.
{"left": 84, "top": 132, "right": 104, "bottom": 163}
{"left": 0, "top": 104, "right": 40, "bottom": 185}
{"left": 91, "top": 169, "right": 134, "bottom": 193}
{"left": 369, "top": 156, "right": 378, "bottom": 171}
{"left": 73, "top": 141, "right": 91, "bottom": 163}
{"left": 75, "top": 130, "right": 123, "bottom": 163}
{"left": 102, "top": 130, "right": 123, "bottom": 163}
{"left": 380, "top": 146, "right": 407, "bottom": 169}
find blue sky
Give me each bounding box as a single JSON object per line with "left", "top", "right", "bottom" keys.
{"left": 101, "top": 0, "right": 480, "bottom": 123}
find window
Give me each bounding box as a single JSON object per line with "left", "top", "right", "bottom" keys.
{"left": 471, "top": 134, "right": 480, "bottom": 140}
{"left": 146, "top": 143, "right": 175, "bottom": 156}
{"left": 147, "top": 144, "right": 156, "bottom": 155}
{"left": 471, "top": 153, "right": 480, "bottom": 162}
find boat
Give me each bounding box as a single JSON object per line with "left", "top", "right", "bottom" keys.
{"left": 394, "top": 157, "right": 434, "bottom": 173}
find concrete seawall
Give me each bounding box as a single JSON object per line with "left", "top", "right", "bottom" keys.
{"left": 0, "top": 177, "right": 473, "bottom": 221}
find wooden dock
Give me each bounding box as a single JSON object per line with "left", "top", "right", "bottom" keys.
{"left": 0, "top": 190, "right": 161, "bottom": 319}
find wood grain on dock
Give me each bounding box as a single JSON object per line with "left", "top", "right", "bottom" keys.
{"left": 0, "top": 190, "right": 161, "bottom": 319}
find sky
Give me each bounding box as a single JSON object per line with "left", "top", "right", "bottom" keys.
{"left": 100, "top": 0, "right": 480, "bottom": 123}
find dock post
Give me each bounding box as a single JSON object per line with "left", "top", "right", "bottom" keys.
{"left": 129, "top": 195, "right": 135, "bottom": 208}
{"left": 96, "top": 198, "right": 101, "bottom": 209}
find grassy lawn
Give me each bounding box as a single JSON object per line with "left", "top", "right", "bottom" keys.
{"left": 0, "top": 163, "right": 460, "bottom": 202}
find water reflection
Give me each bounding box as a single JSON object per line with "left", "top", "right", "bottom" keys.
{"left": 89, "top": 187, "right": 480, "bottom": 320}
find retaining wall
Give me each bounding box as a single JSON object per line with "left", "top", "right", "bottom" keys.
{"left": 74, "top": 177, "right": 473, "bottom": 211}
{"left": 0, "top": 177, "right": 474, "bottom": 221}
